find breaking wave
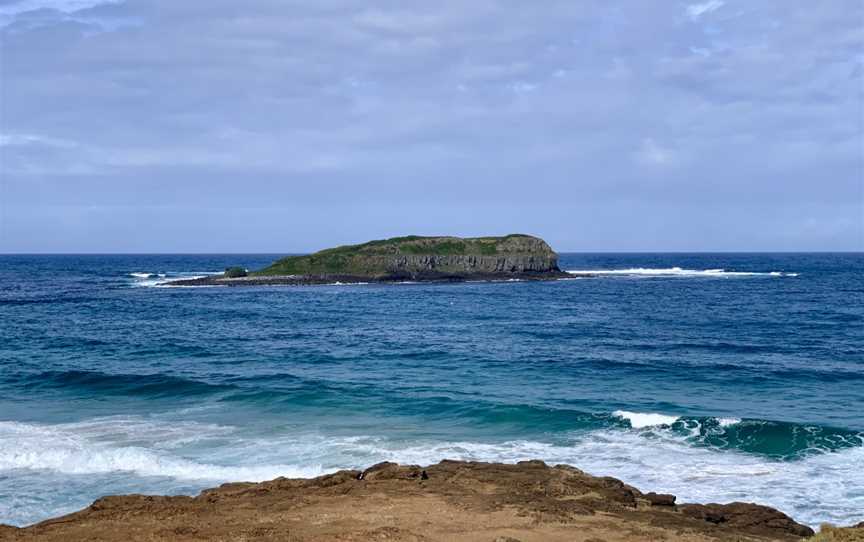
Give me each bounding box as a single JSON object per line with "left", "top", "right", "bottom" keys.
{"left": 8, "top": 370, "right": 862, "bottom": 460}
{"left": 567, "top": 267, "right": 799, "bottom": 278}
{"left": 127, "top": 271, "right": 222, "bottom": 287}
{"left": 0, "top": 420, "right": 325, "bottom": 481}
{"left": 0, "top": 416, "right": 860, "bottom": 528}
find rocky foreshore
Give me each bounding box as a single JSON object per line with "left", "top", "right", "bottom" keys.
{"left": 1, "top": 460, "right": 838, "bottom": 542}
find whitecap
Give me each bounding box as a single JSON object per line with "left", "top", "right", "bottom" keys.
{"left": 613, "top": 410, "right": 679, "bottom": 428}
{"left": 566, "top": 267, "right": 798, "bottom": 278}
{"left": 717, "top": 417, "right": 742, "bottom": 427}
{"left": 0, "top": 420, "right": 325, "bottom": 481}
{"left": 128, "top": 271, "right": 223, "bottom": 288}
{"left": 2, "top": 416, "right": 861, "bottom": 529}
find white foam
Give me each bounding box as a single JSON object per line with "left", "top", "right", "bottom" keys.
{"left": 127, "top": 271, "right": 222, "bottom": 288}
{"left": 0, "top": 420, "right": 325, "bottom": 482}
{"left": 717, "top": 417, "right": 742, "bottom": 427}
{"left": 1, "top": 417, "right": 861, "bottom": 529}
{"left": 613, "top": 410, "right": 679, "bottom": 428}
{"left": 566, "top": 267, "right": 798, "bottom": 278}
{"left": 353, "top": 433, "right": 863, "bottom": 529}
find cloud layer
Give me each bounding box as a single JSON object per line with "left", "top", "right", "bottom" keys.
{"left": 1, "top": 0, "right": 862, "bottom": 251}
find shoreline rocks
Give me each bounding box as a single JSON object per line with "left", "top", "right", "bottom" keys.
{"left": 0, "top": 460, "right": 819, "bottom": 542}
{"left": 166, "top": 269, "right": 572, "bottom": 287}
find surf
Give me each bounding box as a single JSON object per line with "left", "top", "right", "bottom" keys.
{"left": 0, "top": 415, "right": 861, "bottom": 528}
{"left": 566, "top": 267, "right": 799, "bottom": 277}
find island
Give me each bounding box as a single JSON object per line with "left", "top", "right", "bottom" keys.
{"left": 168, "top": 234, "right": 570, "bottom": 286}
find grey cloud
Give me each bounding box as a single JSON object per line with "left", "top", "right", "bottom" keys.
{"left": 686, "top": 1, "right": 726, "bottom": 21}
{"left": 0, "top": 0, "right": 134, "bottom": 33}
{"left": 0, "top": 0, "right": 861, "bottom": 252}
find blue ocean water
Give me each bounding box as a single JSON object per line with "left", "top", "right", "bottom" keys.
{"left": 0, "top": 253, "right": 862, "bottom": 528}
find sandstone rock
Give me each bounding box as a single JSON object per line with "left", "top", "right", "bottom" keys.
{"left": 679, "top": 502, "right": 814, "bottom": 538}
{"left": 2, "top": 461, "right": 817, "bottom": 542}
{"left": 359, "top": 461, "right": 423, "bottom": 481}
{"left": 644, "top": 492, "right": 676, "bottom": 506}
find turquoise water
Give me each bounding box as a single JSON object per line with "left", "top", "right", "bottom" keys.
{"left": 0, "top": 253, "right": 862, "bottom": 527}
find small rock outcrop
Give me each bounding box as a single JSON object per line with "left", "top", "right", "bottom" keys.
{"left": 644, "top": 492, "right": 677, "bottom": 506}
{"left": 679, "top": 502, "right": 815, "bottom": 538}
{"left": 223, "top": 267, "right": 247, "bottom": 278}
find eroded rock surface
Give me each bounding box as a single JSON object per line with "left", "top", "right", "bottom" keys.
{"left": 1, "top": 460, "right": 815, "bottom": 541}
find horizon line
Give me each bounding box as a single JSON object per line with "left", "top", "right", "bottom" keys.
{"left": 1, "top": 250, "right": 862, "bottom": 256}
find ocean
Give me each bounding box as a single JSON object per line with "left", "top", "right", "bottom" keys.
{"left": 0, "top": 253, "right": 862, "bottom": 528}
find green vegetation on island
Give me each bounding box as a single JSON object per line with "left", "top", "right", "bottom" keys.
{"left": 253, "top": 234, "right": 559, "bottom": 278}
{"left": 168, "top": 234, "right": 565, "bottom": 286}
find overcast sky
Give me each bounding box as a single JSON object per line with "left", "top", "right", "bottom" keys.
{"left": 0, "top": 0, "right": 862, "bottom": 252}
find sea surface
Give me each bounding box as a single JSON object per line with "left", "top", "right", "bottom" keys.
{"left": 0, "top": 253, "right": 862, "bottom": 528}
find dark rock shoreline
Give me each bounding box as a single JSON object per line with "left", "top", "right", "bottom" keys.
{"left": 166, "top": 270, "right": 574, "bottom": 287}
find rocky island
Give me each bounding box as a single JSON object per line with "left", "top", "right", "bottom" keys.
{"left": 169, "top": 234, "right": 569, "bottom": 287}
{"left": 2, "top": 460, "right": 842, "bottom": 542}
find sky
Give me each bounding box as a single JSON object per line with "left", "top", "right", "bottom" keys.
{"left": 0, "top": 0, "right": 862, "bottom": 253}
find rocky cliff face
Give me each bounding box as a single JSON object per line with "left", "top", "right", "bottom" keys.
{"left": 376, "top": 252, "right": 558, "bottom": 274}
{"left": 366, "top": 236, "right": 559, "bottom": 276}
